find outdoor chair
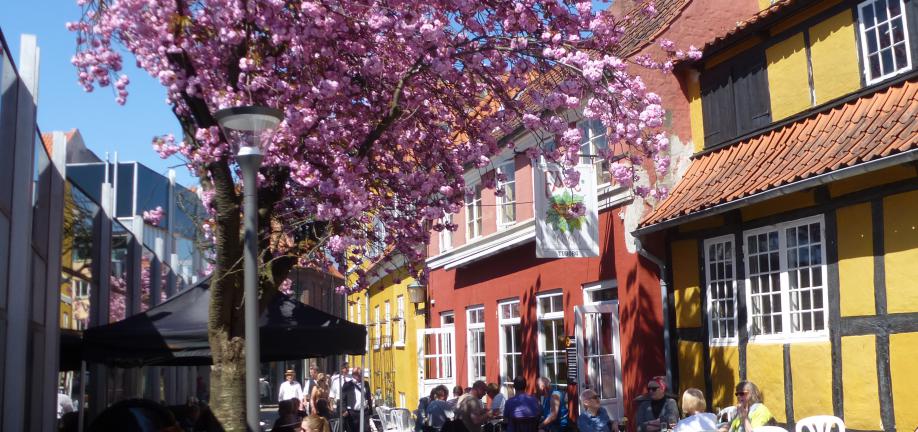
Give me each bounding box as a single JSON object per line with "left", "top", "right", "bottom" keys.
{"left": 753, "top": 426, "right": 789, "bottom": 432}
{"left": 717, "top": 406, "right": 737, "bottom": 423}
{"left": 389, "top": 408, "right": 413, "bottom": 432}
{"left": 377, "top": 406, "right": 393, "bottom": 431}
{"left": 795, "top": 416, "right": 845, "bottom": 432}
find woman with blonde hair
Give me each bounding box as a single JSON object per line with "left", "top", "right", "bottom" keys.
{"left": 302, "top": 414, "right": 332, "bottom": 432}
{"left": 717, "top": 381, "right": 773, "bottom": 432}
{"left": 673, "top": 388, "right": 716, "bottom": 432}
{"left": 311, "top": 373, "right": 330, "bottom": 414}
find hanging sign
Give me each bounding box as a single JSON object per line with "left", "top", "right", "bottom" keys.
{"left": 534, "top": 163, "right": 600, "bottom": 258}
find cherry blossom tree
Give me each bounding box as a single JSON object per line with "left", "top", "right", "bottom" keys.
{"left": 71, "top": 0, "right": 691, "bottom": 428}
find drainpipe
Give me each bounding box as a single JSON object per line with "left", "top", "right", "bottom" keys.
{"left": 635, "top": 238, "right": 673, "bottom": 389}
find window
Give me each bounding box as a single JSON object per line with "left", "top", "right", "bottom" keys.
{"left": 422, "top": 328, "right": 455, "bottom": 382}
{"left": 374, "top": 305, "right": 381, "bottom": 349}
{"left": 858, "top": 0, "right": 912, "bottom": 84}
{"left": 701, "top": 50, "right": 771, "bottom": 148}
{"left": 744, "top": 216, "right": 828, "bottom": 340}
{"left": 73, "top": 279, "right": 90, "bottom": 298}
{"left": 579, "top": 120, "right": 611, "bottom": 185}
{"left": 704, "top": 236, "right": 738, "bottom": 345}
{"left": 395, "top": 295, "right": 406, "bottom": 346}
{"left": 467, "top": 306, "right": 487, "bottom": 384}
{"left": 498, "top": 300, "right": 522, "bottom": 384}
{"left": 465, "top": 185, "right": 482, "bottom": 240}
{"left": 441, "top": 311, "right": 455, "bottom": 327}
{"left": 439, "top": 214, "right": 453, "bottom": 253}
{"left": 537, "top": 292, "right": 567, "bottom": 385}
{"left": 583, "top": 280, "right": 617, "bottom": 305}
{"left": 496, "top": 161, "right": 517, "bottom": 228}
{"left": 384, "top": 301, "right": 392, "bottom": 348}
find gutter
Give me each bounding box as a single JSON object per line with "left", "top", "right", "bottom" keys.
{"left": 634, "top": 149, "right": 918, "bottom": 236}
{"left": 635, "top": 238, "right": 673, "bottom": 389}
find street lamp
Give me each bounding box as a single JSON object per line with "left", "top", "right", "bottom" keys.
{"left": 214, "top": 105, "right": 283, "bottom": 431}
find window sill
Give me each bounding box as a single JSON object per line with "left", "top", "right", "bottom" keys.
{"left": 394, "top": 342, "right": 406, "bottom": 349}
{"left": 708, "top": 339, "right": 739, "bottom": 347}
{"left": 747, "top": 332, "right": 829, "bottom": 344}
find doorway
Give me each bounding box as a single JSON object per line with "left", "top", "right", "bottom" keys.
{"left": 574, "top": 302, "right": 624, "bottom": 419}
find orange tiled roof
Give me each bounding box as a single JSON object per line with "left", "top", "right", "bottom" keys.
{"left": 639, "top": 75, "right": 918, "bottom": 230}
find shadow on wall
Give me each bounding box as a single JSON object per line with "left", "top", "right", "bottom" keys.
{"left": 454, "top": 242, "right": 557, "bottom": 290}
{"left": 620, "top": 264, "right": 666, "bottom": 425}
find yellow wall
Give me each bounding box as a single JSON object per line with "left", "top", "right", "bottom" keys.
{"left": 348, "top": 272, "right": 425, "bottom": 409}
{"left": 746, "top": 343, "right": 786, "bottom": 423}
{"left": 836, "top": 203, "right": 876, "bottom": 317}
{"left": 758, "top": 0, "right": 771, "bottom": 11}
{"left": 829, "top": 164, "right": 917, "bottom": 197}
{"left": 740, "top": 190, "right": 815, "bottom": 221}
{"left": 790, "top": 342, "right": 833, "bottom": 419}
{"left": 841, "top": 335, "right": 882, "bottom": 430}
{"left": 678, "top": 341, "right": 705, "bottom": 394}
{"left": 672, "top": 239, "right": 702, "bottom": 328}
{"left": 686, "top": 70, "right": 705, "bottom": 152}
{"left": 766, "top": 33, "right": 812, "bottom": 120}
{"left": 884, "top": 190, "right": 918, "bottom": 313}
{"left": 709, "top": 346, "right": 739, "bottom": 411}
{"left": 809, "top": 10, "right": 861, "bottom": 105}
{"left": 890, "top": 332, "right": 918, "bottom": 430}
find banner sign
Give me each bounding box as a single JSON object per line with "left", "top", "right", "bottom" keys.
{"left": 534, "top": 163, "right": 599, "bottom": 258}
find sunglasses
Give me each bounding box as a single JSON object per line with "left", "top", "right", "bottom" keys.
{"left": 735, "top": 391, "right": 748, "bottom": 396}
{"left": 647, "top": 386, "right": 660, "bottom": 391}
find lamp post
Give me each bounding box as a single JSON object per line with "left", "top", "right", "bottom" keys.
{"left": 214, "top": 105, "right": 283, "bottom": 431}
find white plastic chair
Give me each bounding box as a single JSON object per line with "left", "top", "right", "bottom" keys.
{"left": 389, "top": 408, "right": 413, "bottom": 432}
{"left": 795, "top": 416, "right": 845, "bottom": 432}
{"left": 753, "top": 426, "right": 789, "bottom": 432}
{"left": 376, "top": 406, "right": 393, "bottom": 432}
{"left": 717, "top": 406, "right": 737, "bottom": 423}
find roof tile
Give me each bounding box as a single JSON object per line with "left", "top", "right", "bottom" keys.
{"left": 640, "top": 76, "right": 918, "bottom": 228}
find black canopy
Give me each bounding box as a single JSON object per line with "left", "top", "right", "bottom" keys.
{"left": 68, "top": 279, "right": 365, "bottom": 368}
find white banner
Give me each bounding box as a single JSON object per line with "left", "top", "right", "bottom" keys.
{"left": 534, "top": 163, "right": 600, "bottom": 258}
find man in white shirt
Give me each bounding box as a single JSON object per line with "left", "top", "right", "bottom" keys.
{"left": 329, "top": 362, "right": 352, "bottom": 406}
{"left": 278, "top": 369, "right": 304, "bottom": 403}
{"left": 342, "top": 367, "right": 373, "bottom": 432}
{"left": 303, "top": 365, "right": 318, "bottom": 414}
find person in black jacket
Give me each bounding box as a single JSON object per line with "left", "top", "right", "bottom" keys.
{"left": 341, "top": 367, "right": 373, "bottom": 432}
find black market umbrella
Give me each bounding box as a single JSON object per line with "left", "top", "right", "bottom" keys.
{"left": 72, "top": 278, "right": 365, "bottom": 368}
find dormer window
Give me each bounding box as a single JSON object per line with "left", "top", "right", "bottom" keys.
{"left": 858, "top": 0, "right": 912, "bottom": 84}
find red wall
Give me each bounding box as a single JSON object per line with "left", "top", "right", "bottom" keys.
{"left": 428, "top": 206, "right": 666, "bottom": 422}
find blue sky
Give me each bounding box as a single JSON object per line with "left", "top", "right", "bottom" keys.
{"left": 0, "top": 1, "right": 195, "bottom": 187}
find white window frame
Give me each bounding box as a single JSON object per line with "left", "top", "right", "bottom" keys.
{"left": 384, "top": 300, "right": 392, "bottom": 348}
{"left": 467, "top": 305, "right": 487, "bottom": 385}
{"left": 858, "top": 0, "right": 913, "bottom": 84}
{"left": 579, "top": 119, "right": 611, "bottom": 187}
{"left": 73, "top": 279, "right": 90, "bottom": 298}
{"left": 441, "top": 311, "right": 455, "bottom": 327}
{"left": 496, "top": 160, "right": 517, "bottom": 229}
{"left": 439, "top": 213, "right": 453, "bottom": 253}
{"left": 583, "top": 280, "right": 617, "bottom": 305}
{"left": 395, "top": 295, "right": 406, "bottom": 347}
{"left": 374, "top": 305, "right": 381, "bottom": 349}
{"left": 537, "top": 291, "right": 567, "bottom": 386}
{"left": 704, "top": 235, "right": 739, "bottom": 346}
{"left": 498, "top": 299, "right": 522, "bottom": 385}
{"left": 399, "top": 392, "right": 407, "bottom": 409}
{"left": 743, "top": 215, "right": 829, "bottom": 343}
{"left": 465, "top": 184, "right": 483, "bottom": 240}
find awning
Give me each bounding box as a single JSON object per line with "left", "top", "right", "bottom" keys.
{"left": 62, "top": 278, "right": 366, "bottom": 369}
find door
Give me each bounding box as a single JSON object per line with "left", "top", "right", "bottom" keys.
{"left": 575, "top": 302, "right": 623, "bottom": 419}
{"left": 417, "top": 327, "right": 456, "bottom": 399}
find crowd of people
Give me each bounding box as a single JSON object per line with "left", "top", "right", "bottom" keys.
{"left": 271, "top": 362, "right": 374, "bottom": 432}
{"left": 410, "top": 375, "right": 776, "bottom": 432}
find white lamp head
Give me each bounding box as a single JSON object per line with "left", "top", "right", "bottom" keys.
{"left": 214, "top": 105, "right": 283, "bottom": 156}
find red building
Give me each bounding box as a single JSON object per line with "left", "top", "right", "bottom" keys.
{"left": 421, "top": 0, "right": 758, "bottom": 423}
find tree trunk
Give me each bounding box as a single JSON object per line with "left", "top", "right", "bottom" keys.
{"left": 209, "top": 332, "right": 247, "bottom": 431}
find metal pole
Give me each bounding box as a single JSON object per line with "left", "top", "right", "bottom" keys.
{"left": 239, "top": 151, "right": 263, "bottom": 432}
